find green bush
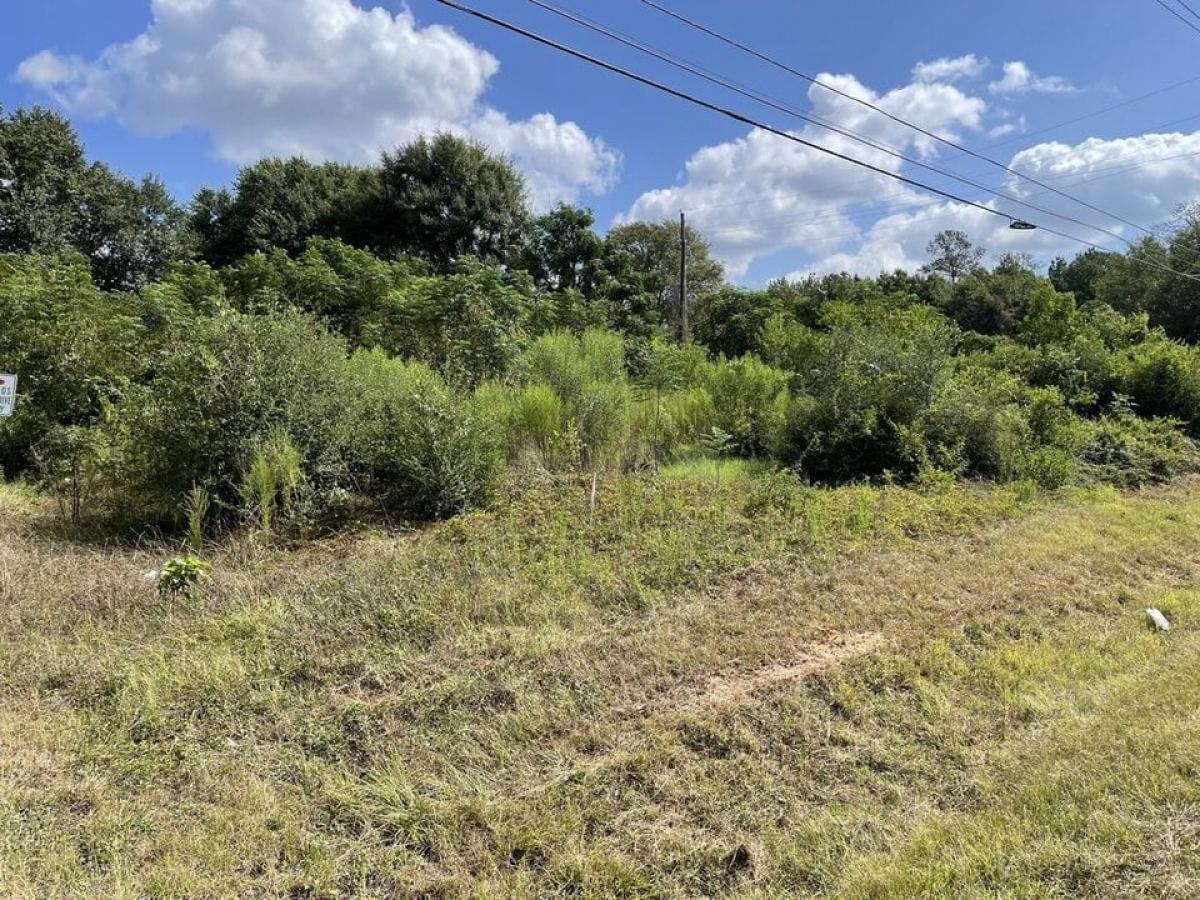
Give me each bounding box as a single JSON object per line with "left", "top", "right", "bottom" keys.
{"left": 701, "top": 356, "right": 789, "bottom": 457}
{"left": 113, "top": 310, "right": 350, "bottom": 523}
{"left": 515, "top": 329, "right": 632, "bottom": 468}
{"left": 1078, "top": 409, "right": 1199, "bottom": 487}
{"left": 30, "top": 424, "right": 114, "bottom": 524}
{"left": 781, "top": 305, "right": 957, "bottom": 482}
{"left": 0, "top": 254, "right": 144, "bottom": 476}
{"left": 339, "top": 350, "right": 501, "bottom": 520}
{"left": 921, "top": 368, "right": 1087, "bottom": 486}
{"left": 1115, "top": 338, "right": 1200, "bottom": 433}
{"left": 239, "top": 429, "right": 304, "bottom": 536}
{"left": 385, "top": 258, "right": 534, "bottom": 386}
{"left": 658, "top": 387, "right": 719, "bottom": 455}
{"left": 758, "top": 312, "right": 824, "bottom": 376}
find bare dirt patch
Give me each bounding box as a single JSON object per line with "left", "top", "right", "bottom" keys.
{"left": 694, "top": 631, "right": 886, "bottom": 714}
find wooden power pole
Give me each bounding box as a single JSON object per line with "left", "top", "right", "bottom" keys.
{"left": 678, "top": 210, "right": 688, "bottom": 343}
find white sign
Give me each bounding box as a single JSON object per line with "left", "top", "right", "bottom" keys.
{"left": 0, "top": 374, "right": 16, "bottom": 418}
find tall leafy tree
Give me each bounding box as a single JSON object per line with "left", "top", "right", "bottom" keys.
{"left": 1048, "top": 248, "right": 1118, "bottom": 305}
{"left": 0, "top": 106, "right": 188, "bottom": 290}
{"left": 1153, "top": 204, "right": 1200, "bottom": 342}
{"left": 371, "top": 133, "right": 529, "bottom": 268}
{"left": 693, "top": 286, "right": 781, "bottom": 358}
{"left": 77, "top": 166, "right": 191, "bottom": 292}
{"left": 922, "top": 229, "right": 985, "bottom": 283}
{"left": 1094, "top": 236, "right": 1169, "bottom": 319}
{"left": 942, "top": 252, "right": 1040, "bottom": 335}
{"left": 190, "top": 157, "right": 377, "bottom": 267}
{"left": 518, "top": 203, "right": 605, "bottom": 293}
{"left": 0, "top": 106, "right": 85, "bottom": 255}
{"left": 605, "top": 219, "right": 725, "bottom": 342}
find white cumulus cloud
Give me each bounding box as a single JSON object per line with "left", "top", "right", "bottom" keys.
{"left": 620, "top": 68, "right": 987, "bottom": 277}
{"left": 912, "top": 54, "right": 989, "bottom": 84}
{"left": 622, "top": 52, "right": 1200, "bottom": 282}
{"left": 988, "top": 61, "right": 1075, "bottom": 95}
{"left": 15, "top": 0, "right": 619, "bottom": 209}
{"left": 794, "top": 130, "right": 1200, "bottom": 278}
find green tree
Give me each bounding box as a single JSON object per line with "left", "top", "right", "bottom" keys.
{"left": 0, "top": 106, "right": 188, "bottom": 290}
{"left": 606, "top": 219, "right": 725, "bottom": 342}
{"left": 942, "top": 253, "right": 1040, "bottom": 335}
{"left": 1094, "top": 236, "right": 1169, "bottom": 318}
{"left": 384, "top": 258, "right": 535, "bottom": 386}
{"left": 693, "top": 286, "right": 781, "bottom": 358}
{"left": 1151, "top": 205, "right": 1200, "bottom": 342}
{"left": 76, "top": 166, "right": 191, "bottom": 291}
{"left": 0, "top": 106, "right": 84, "bottom": 255}
{"left": 218, "top": 237, "right": 424, "bottom": 346}
{"left": 0, "top": 253, "right": 143, "bottom": 476}
{"left": 518, "top": 203, "right": 605, "bottom": 293}
{"left": 372, "top": 133, "right": 529, "bottom": 268}
{"left": 1048, "top": 248, "right": 1118, "bottom": 305}
{"left": 190, "top": 157, "right": 376, "bottom": 267}
{"left": 922, "top": 229, "right": 985, "bottom": 284}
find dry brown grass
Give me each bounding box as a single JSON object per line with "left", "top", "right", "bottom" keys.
{"left": 2, "top": 474, "right": 1199, "bottom": 896}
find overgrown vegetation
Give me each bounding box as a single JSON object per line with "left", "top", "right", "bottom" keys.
{"left": 3, "top": 464, "right": 1200, "bottom": 896}
{"left": 4, "top": 107, "right": 1200, "bottom": 538}
{"left": 5, "top": 104, "right": 1200, "bottom": 896}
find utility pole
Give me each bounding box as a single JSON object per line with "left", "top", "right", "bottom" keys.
{"left": 678, "top": 210, "right": 688, "bottom": 343}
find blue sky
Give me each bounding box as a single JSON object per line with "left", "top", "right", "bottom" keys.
{"left": 5, "top": 0, "right": 1200, "bottom": 284}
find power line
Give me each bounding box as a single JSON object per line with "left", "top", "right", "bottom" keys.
{"left": 640, "top": 0, "right": 1165, "bottom": 239}
{"left": 696, "top": 148, "right": 1200, "bottom": 239}
{"left": 435, "top": 0, "right": 1007, "bottom": 222}
{"left": 1178, "top": 0, "right": 1200, "bottom": 21}
{"left": 529, "top": 0, "right": 1190, "bottom": 250}
{"left": 679, "top": 120, "right": 1200, "bottom": 215}
{"left": 1154, "top": 0, "right": 1200, "bottom": 35}
{"left": 435, "top": 0, "right": 1200, "bottom": 283}
{"left": 985, "top": 75, "right": 1200, "bottom": 151}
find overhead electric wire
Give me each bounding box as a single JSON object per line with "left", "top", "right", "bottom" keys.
{"left": 690, "top": 140, "right": 1200, "bottom": 220}
{"left": 1154, "top": 0, "right": 1200, "bottom": 35}
{"left": 986, "top": 76, "right": 1200, "bottom": 151}
{"left": 436, "top": 0, "right": 1006, "bottom": 220}
{"left": 527, "top": 0, "right": 1191, "bottom": 252}
{"left": 640, "top": 0, "right": 1167, "bottom": 239}
{"left": 696, "top": 148, "right": 1200, "bottom": 240}
{"left": 1178, "top": 0, "right": 1200, "bottom": 21}
{"left": 659, "top": 103, "right": 1200, "bottom": 219}
{"left": 435, "top": 0, "right": 1200, "bottom": 282}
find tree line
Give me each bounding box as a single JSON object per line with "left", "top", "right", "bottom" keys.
{"left": 2, "top": 105, "right": 1198, "bottom": 537}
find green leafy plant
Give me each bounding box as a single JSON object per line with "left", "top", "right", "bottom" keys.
{"left": 157, "top": 555, "right": 211, "bottom": 599}
{"left": 700, "top": 426, "right": 736, "bottom": 488}
{"left": 240, "top": 430, "right": 303, "bottom": 537}
{"left": 184, "top": 484, "right": 210, "bottom": 552}
{"left": 30, "top": 425, "right": 112, "bottom": 525}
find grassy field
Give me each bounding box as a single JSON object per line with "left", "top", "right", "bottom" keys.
{"left": 2, "top": 467, "right": 1199, "bottom": 898}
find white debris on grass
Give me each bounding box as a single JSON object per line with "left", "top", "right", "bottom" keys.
{"left": 1146, "top": 608, "right": 1171, "bottom": 632}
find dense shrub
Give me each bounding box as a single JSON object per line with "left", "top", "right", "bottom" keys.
{"left": 1115, "top": 338, "right": 1200, "bottom": 433}
{"left": 701, "top": 356, "right": 789, "bottom": 457}
{"left": 0, "top": 254, "right": 144, "bottom": 476}
{"left": 781, "top": 305, "right": 957, "bottom": 482}
{"left": 339, "top": 351, "right": 501, "bottom": 520}
{"left": 656, "top": 387, "right": 718, "bottom": 456}
{"left": 517, "top": 330, "right": 632, "bottom": 467}
{"left": 758, "top": 313, "right": 824, "bottom": 376}
{"left": 921, "top": 367, "right": 1086, "bottom": 487}
{"left": 383, "top": 258, "right": 535, "bottom": 386}
{"left": 1078, "top": 409, "right": 1198, "bottom": 487}
{"left": 219, "top": 238, "right": 422, "bottom": 344}
{"left": 112, "top": 310, "right": 351, "bottom": 523}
